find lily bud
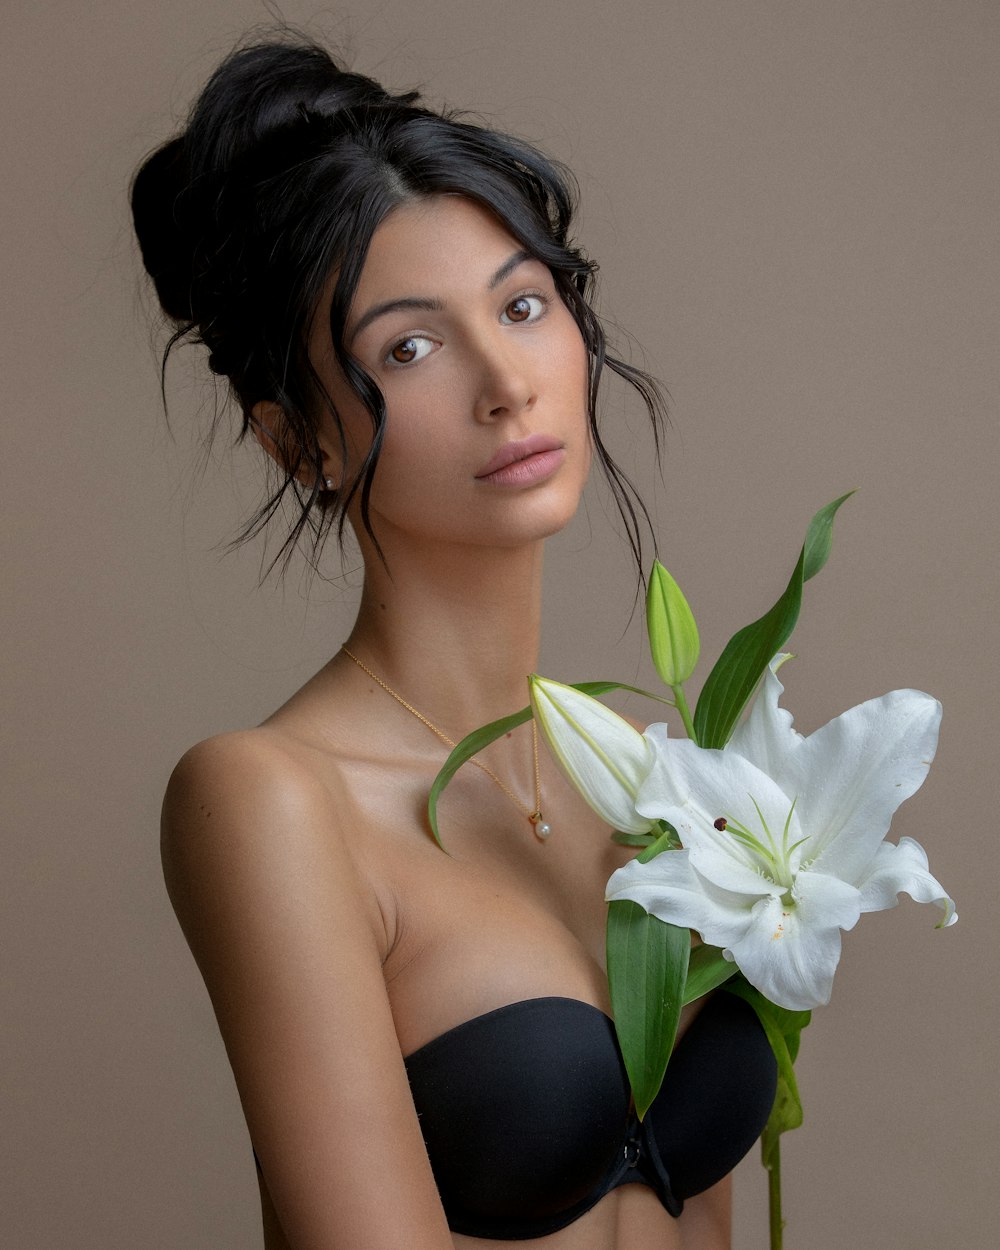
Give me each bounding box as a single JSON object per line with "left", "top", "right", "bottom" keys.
{"left": 529, "top": 675, "right": 656, "bottom": 835}
{"left": 646, "top": 560, "right": 700, "bottom": 687}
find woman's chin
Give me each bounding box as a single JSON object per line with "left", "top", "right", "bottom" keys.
{"left": 358, "top": 481, "right": 586, "bottom": 556}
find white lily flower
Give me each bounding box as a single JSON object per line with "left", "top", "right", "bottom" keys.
{"left": 529, "top": 676, "right": 656, "bottom": 835}
{"left": 605, "top": 657, "right": 956, "bottom": 1010}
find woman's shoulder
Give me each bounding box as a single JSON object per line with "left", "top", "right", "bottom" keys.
{"left": 160, "top": 725, "right": 363, "bottom": 909}
{"left": 161, "top": 723, "right": 392, "bottom": 968}
{"left": 164, "top": 725, "right": 343, "bottom": 833}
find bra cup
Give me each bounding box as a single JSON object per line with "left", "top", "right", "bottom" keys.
{"left": 645, "top": 992, "right": 779, "bottom": 1199}
{"left": 400, "top": 991, "right": 777, "bottom": 1237}
{"left": 405, "top": 999, "right": 631, "bottom": 1224}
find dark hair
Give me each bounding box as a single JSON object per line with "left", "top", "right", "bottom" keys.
{"left": 131, "top": 36, "right": 664, "bottom": 572}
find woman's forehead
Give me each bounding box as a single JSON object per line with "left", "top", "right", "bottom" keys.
{"left": 353, "top": 196, "right": 527, "bottom": 308}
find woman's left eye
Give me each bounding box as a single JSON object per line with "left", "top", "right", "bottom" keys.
{"left": 501, "top": 293, "right": 547, "bottom": 325}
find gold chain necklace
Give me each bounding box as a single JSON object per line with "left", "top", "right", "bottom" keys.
{"left": 341, "top": 646, "right": 551, "bottom": 840}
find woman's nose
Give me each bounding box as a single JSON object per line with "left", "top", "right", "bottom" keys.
{"left": 472, "top": 335, "right": 537, "bottom": 423}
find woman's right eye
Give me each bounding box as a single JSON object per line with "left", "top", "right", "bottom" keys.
{"left": 386, "top": 335, "right": 434, "bottom": 366}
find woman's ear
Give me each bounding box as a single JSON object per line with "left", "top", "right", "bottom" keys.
{"left": 250, "top": 400, "right": 337, "bottom": 488}
{"left": 250, "top": 400, "right": 297, "bottom": 474}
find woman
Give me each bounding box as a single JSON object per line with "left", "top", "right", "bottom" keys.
{"left": 133, "top": 37, "right": 776, "bottom": 1249}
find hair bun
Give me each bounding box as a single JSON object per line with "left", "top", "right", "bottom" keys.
{"left": 130, "top": 136, "right": 199, "bottom": 323}
{"left": 184, "top": 42, "right": 400, "bottom": 180}
{"left": 131, "top": 41, "right": 408, "bottom": 327}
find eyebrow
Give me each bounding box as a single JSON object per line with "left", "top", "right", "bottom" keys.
{"left": 349, "top": 249, "right": 534, "bottom": 343}
{"left": 488, "top": 249, "right": 532, "bottom": 290}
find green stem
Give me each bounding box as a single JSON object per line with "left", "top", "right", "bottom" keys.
{"left": 671, "top": 683, "right": 699, "bottom": 744}
{"left": 767, "top": 1136, "right": 783, "bottom": 1250}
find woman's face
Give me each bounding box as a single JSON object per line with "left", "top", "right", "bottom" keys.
{"left": 314, "top": 195, "right": 591, "bottom": 554}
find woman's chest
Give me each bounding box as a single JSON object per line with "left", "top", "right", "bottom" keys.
{"left": 346, "top": 762, "right": 633, "bottom": 1058}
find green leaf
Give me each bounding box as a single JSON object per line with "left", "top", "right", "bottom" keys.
{"left": 427, "top": 705, "right": 531, "bottom": 850}
{"left": 606, "top": 899, "right": 690, "bottom": 1119}
{"left": 682, "top": 944, "right": 736, "bottom": 1003}
{"left": 802, "top": 490, "right": 853, "bottom": 581}
{"left": 654, "top": 818, "right": 684, "bottom": 850}
{"left": 636, "top": 828, "right": 675, "bottom": 863}
{"left": 723, "top": 978, "right": 811, "bottom": 1169}
{"left": 612, "top": 818, "right": 684, "bottom": 851}
{"left": 427, "top": 680, "right": 666, "bottom": 849}
{"left": 611, "top": 831, "right": 658, "bottom": 848}
{"left": 646, "top": 560, "right": 700, "bottom": 686}
{"left": 693, "top": 493, "right": 854, "bottom": 748}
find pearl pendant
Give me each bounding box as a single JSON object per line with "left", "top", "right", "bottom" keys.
{"left": 534, "top": 819, "right": 552, "bottom": 840}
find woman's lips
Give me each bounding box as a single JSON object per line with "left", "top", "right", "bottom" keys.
{"left": 474, "top": 435, "right": 566, "bottom": 486}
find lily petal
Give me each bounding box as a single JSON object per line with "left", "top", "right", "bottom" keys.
{"left": 856, "top": 836, "right": 957, "bottom": 926}
{"left": 727, "top": 871, "right": 862, "bottom": 1010}
{"left": 529, "top": 677, "right": 655, "bottom": 834}
{"left": 606, "top": 850, "right": 757, "bottom": 949}
{"left": 790, "top": 690, "right": 942, "bottom": 882}
{"left": 728, "top": 654, "right": 802, "bottom": 783}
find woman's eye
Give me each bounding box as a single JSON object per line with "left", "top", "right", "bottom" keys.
{"left": 501, "top": 294, "right": 546, "bottom": 325}
{"left": 387, "top": 336, "right": 434, "bottom": 365}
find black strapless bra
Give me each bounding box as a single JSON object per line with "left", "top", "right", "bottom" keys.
{"left": 403, "top": 991, "right": 777, "bottom": 1240}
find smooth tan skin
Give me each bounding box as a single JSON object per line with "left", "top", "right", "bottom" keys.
{"left": 162, "top": 197, "right": 731, "bottom": 1250}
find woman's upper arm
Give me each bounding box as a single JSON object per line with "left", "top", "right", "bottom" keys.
{"left": 161, "top": 732, "right": 453, "bottom": 1250}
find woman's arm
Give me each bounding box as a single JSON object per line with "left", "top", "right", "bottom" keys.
{"left": 161, "top": 731, "right": 454, "bottom": 1250}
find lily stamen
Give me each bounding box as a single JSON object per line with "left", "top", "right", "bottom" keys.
{"left": 781, "top": 798, "right": 798, "bottom": 856}
{"left": 716, "top": 803, "right": 798, "bottom": 891}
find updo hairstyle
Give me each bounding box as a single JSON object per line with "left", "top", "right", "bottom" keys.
{"left": 131, "top": 37, "right": 664, "bottom": 569}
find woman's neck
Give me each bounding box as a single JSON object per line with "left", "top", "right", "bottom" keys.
{"left": 344, "top": 536, "right": 545, "bottom": 730}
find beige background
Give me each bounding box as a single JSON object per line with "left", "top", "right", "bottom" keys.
{"left": 3, "top": 1, "right": 996, "bottom": 1246}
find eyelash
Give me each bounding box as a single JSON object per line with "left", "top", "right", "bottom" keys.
{"left": 382, "top": 288, "right": 552, "bottom": 367}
